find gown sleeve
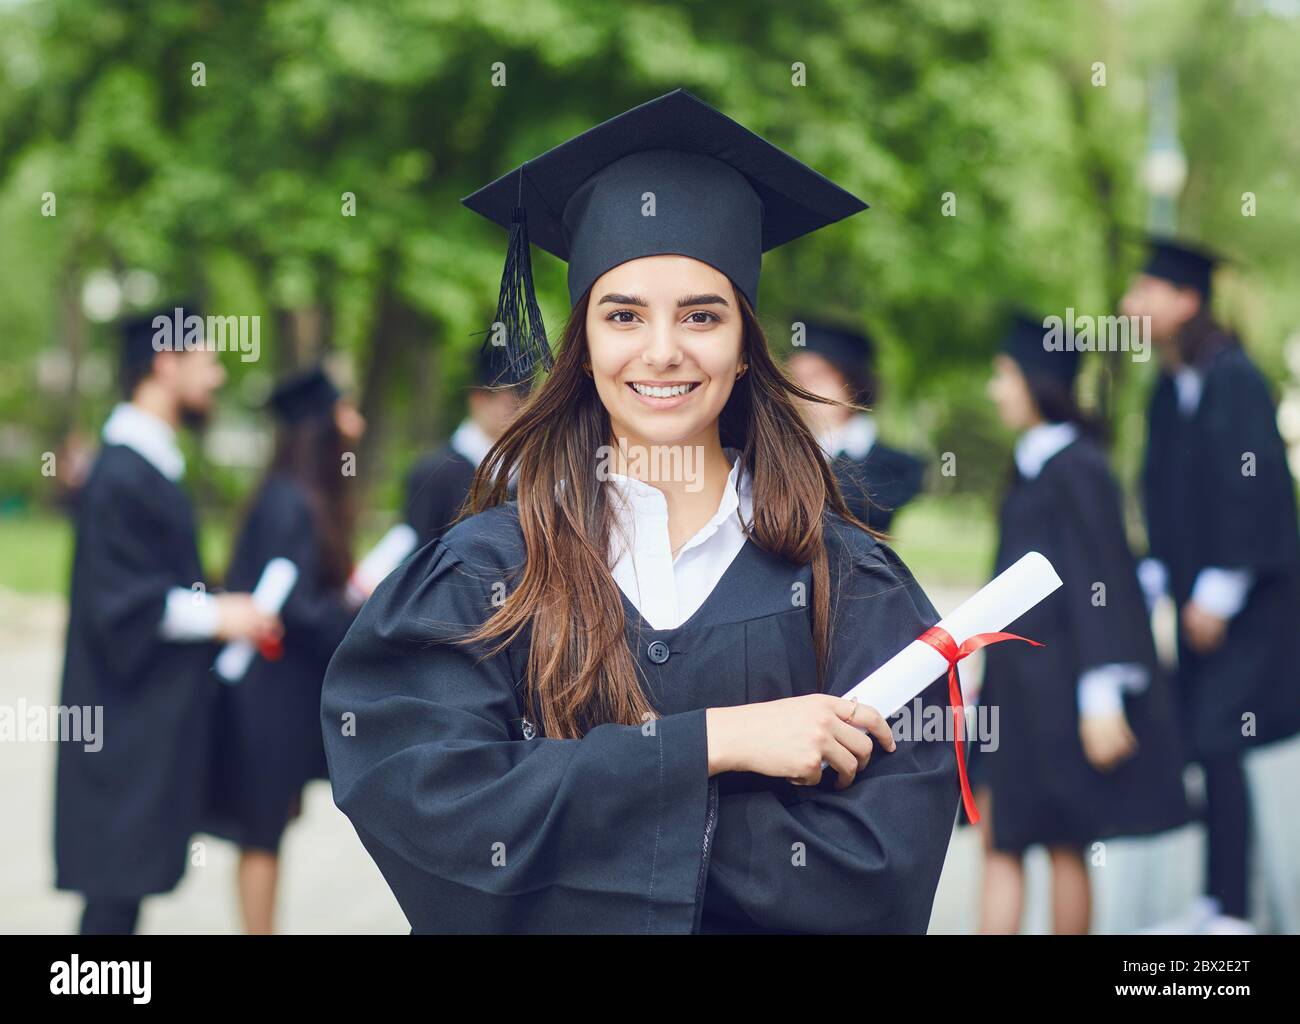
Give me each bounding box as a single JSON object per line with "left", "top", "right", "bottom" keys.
{"left": 85, "top": 469, "right": 194, "bottom": 683}
{"left": 1201, "top": 355, "right": 1297, "bottom": 576}
{"left": 700, "top": 537, "right": 959, "bottom": 933}
{"left": 320, "top": 531, "right": 714, "bottom": 933}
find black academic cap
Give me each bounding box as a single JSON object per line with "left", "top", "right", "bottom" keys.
{"left": 1002, "top": 311, "right": 1081, "bottom": 391}
{"left": 462, "top": 89, "right": 869, "bottom": 381}
{"left": 1142, "top": 236, "right": 1222, "bottom": 298}
{"left": 267, "top": 366, "right": 341, "bottom": 424}
{"left": 793, "top": 319, "right": 877, "bottom": 404}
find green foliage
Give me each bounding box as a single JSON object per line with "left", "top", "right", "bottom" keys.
{"left": 1, "top": 0, "right": 1298, "bottom": 533}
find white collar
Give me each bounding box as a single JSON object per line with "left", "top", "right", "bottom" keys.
{"left": 450, "top": 418, "right": 495, "bottom": 469}
{"left": 818, "top": 412, "right": 877, "bottom": 461}
{"left": 1174, "top": 366, "right": 1204, "bottom": 417}
{"left": 101, "top": 402, "right": 185, "bottom": 481}
{"left": 1014, "top": 421, "right": 1078, "bottom": 480}
{"left": 605, "top": 447, "right": 753, "bottom": 630}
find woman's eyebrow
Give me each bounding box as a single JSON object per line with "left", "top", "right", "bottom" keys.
{"left": 677, "top": 293, "right": 729, "bottom": 308}
{"left": 597, "top": 293, "right": 648, "bottom": 306}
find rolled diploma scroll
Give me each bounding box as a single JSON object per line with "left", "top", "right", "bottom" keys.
{"left": 346, "top": 523, "right": 419, "bottom": 606}
{"left": 839, "top": 550, "right": 1063, "bottom": 720}
{"left": 214, "top": 557, "right": 299, "bottom": 684}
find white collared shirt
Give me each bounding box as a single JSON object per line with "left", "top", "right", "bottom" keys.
{"left": 606, "top": 448, "right": 753, "bottom": 631}
{"left": 1174, "top": 366, "right": 1204, "bottom": 417}
{"left": 101, "top": 402, "right": 186, "bottom": 481}
{"left": 1014, "top": 421, "right": 1078, "bottom": 479}
{"left": 101, "top": 402, "right": 218, "bottom": 640}
{"left": 450, "top": 418, "right": 494, "bottom": 469}
{"left": 817, "top": 412, "right": 877, "bottom": 462}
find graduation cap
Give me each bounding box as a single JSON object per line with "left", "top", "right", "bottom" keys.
{"left": 1141, "top": 236, "right": 1223, "bottom": 298}
{"left": 462, "top": 88, "right": 869, "bottom": 383}
{"left": 792, "top": 319, "right": 877, "bottom": 405}
{"left": 1002, "top": 311, "right": 1081, "bottom": 391}
{"left": 267, "top": 366, "right": 341, "bottom": 424}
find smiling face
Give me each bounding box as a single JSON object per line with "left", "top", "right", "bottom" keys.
{"left": 584, "top": 254, "right": 745, "bottom": 451}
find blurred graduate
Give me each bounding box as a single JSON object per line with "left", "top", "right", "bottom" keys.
{"left": 403, "top": 345, "right": 528, "bottom": 548}
{"left": 322, "top": 90, "right": 960, "bottom": 934}
{"left": 1123, "top": 239, "right": 1300, "bottom": 934}
{"left": 971, "top": 313, "right": 1189, "bottom": 934}
{"left": 55, "top": 308, "right": 280, "bottom": 935}
{"left": 205, "top": 366, "right": 366, "bottom": 934}
{"left": 786, "top": 320, "right": 925, "bottom": 532}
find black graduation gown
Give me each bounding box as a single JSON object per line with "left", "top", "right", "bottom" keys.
{"left": 54, "top": 445, "right": 217, "bottom": 899}
{"left": 204, "top": 475, "right": 356, "bottom": 852}
{"left": 1142, "top": 345, "right": 1300, "bottom": 759}
{"left": 404, "top": 445, "right": 476, "bottom": 549}
{"left": 833, "top": 443, "right": 926, "bottom": 533}
{"left": 321, "top": 504, "right": 960, "bottom": 934}
{"left": 971, "top": 436, "right": 1190, "bottom": 853}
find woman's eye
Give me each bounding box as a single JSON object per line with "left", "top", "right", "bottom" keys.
{"left": 684, "top": 310, "right": 720, "bottom": 325}
{"left": 607, "top": 310, "right": 639, "bottom": 324}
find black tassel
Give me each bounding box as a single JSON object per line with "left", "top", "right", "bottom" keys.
{"left": 482, "top": 202, "right": 551, "bottom": 387}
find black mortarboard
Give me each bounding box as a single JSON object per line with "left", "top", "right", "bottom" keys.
{"left": 268, "top": 366, "right": 341, "bottom": 424}
{"left": 462, "top": 88, "right": 869, "bottom": 383}
{"left": 794, "top": 319, "right": 877, "bottom": 404}
{"left": 1002, "top": 312, "right": 1081, "bottom": 391}
{"left": 1142, "top": 236, "right": 1221, "bottom": 298}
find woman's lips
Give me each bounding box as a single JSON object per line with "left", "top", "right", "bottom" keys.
{"left": 625, "top": 380, "right": 701, "bottom": 410}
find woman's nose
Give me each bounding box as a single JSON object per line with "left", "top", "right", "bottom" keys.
{"left": 640, "top": 321, "right": 683, "bottom": 368}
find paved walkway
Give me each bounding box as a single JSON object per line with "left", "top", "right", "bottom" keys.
{"left": 2, "top": 585, "right": 1296, "bottom": 934}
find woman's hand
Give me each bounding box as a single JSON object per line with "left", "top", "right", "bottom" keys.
{"left": 1079, "top": 711, "right": 1138, "bottom": 771}
{"left": 706, "top": 695, "right": 896, "bottom": 789}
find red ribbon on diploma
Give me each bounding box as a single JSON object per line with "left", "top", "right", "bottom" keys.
{"left": 259, "top": 635, "right": 284, "bottom": 662}
{"left": 917, "top": 625, "right": 1043, "bottom": 825}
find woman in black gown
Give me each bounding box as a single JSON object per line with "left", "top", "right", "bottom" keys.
{"left": 207, "top": 366, "right": 366, "bottom": 933}
{"left": 321, "top": 90, "right": 962, "bottom": 934}
{"left": 973, "top": 314, "right": 1189, "bottom": 933}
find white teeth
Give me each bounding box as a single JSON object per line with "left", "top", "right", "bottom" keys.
{"left": 631, "top": 382, "right": 696, "bottom": 398}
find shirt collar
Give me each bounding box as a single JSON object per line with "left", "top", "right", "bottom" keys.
{"left": 450, "top": 418, "right": 495, "bottom": 469}
{"left": 606, "top": 447, "right": 752, "bottom": 563}
{"left": 101, "top": 402, "right": 185, "bottom": 481}
{"left": 818, "top": 412, "right": 877, "bottom": 461}
{"left": 1014, "top": 421, "right": 1078, "bottom": 480}
{"left": 1174, "top": 366, "right": 1204, "bottom": 417}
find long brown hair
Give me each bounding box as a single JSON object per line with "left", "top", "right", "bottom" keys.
{"left": 464, "top": 288, "right": 873, "bottom": 739}
{"left": 258, "top": 411, "right": 357, "bottom": 589}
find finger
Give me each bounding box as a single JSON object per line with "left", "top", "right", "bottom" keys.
{"left": 823, "top": 741, "right": 859, "bottom": 790}
{"left": 857, "top": 706, "right": 896, "bottom": 752}
{"left": 839, "top": 700, "right": 896, "bottom": 752}
{"left": 830, "top": 717, "right": 874, "bottom": 769}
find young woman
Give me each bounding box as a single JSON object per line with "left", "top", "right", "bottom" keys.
{"left": 322, "top": 90, "right": 960, "bottom": 934}
{"left": 206, "top": 366, "right": 366, "bottom": 933}
{"left": 973, "top": 314, "right": 1189, "bottom": 934}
